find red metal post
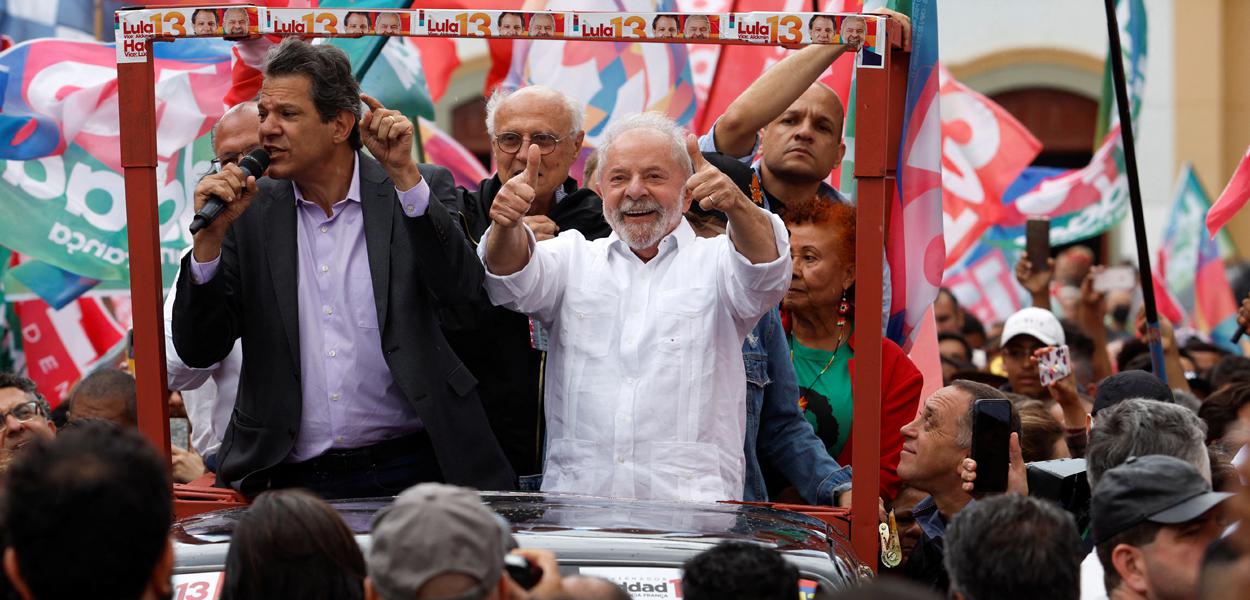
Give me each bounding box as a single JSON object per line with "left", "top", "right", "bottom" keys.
{"left": 850, "top": 18, "right": 909, "bottom": 572}
{"left": 117, "top": 41, "right": 171, "bottom": 461}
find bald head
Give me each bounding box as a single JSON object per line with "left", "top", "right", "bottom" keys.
{"left": 758, "top": 81, "right": 846, "bottom": 184}
{"left": 562, "top": 576, "right": 630, "bottom": 600}
{"left": 211, "top": 101, "right": 261, "bottom": 167}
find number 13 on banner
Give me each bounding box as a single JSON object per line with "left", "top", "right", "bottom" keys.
{"left": 765, "top": 14, "right": 801, "bottom": 44}
{"left": 172, "top": 572, "right": 224, "bottom": 600}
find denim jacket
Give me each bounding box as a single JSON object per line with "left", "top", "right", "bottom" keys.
{"left": 742, "top": 307, "right": 852, "bottom": 504}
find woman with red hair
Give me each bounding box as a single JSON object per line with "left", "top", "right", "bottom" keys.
{"left": 782, "top": 196, "right": 922, "bottom": 501}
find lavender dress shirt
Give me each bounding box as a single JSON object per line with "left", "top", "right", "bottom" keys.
{"left": 191, "top": 156, "right": 433, "bottom": 461}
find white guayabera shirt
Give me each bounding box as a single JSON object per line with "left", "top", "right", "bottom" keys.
{"left": 481, "top": 215, "right": 791, "bottom": 502}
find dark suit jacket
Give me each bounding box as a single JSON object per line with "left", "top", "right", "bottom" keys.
{"left": 861, "top": 48, "right": 883, "bottom": 67}
{"left": 172, "top": 154, "right": 515, "bottom": 494}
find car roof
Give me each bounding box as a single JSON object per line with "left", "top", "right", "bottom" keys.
{"left": 173, "top": 492, "right": 865, "bottom": 589}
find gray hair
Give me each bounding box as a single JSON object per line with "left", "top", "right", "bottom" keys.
{"left": 594, "top": 112, "right": 692, "bottom": 185}
{"left": 264, "top": 39, "right": 362, "bottom": 150}
{"left": 1087, "top": 398, "right": 1209, "bottom": 489}
{"left": 484, "top": 86, "right": 584, "bottom": 138}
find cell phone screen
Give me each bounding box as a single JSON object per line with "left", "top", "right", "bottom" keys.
{"left": 970, "top": 399, "right": 1012, "bottom": 493}
{"left": 1025, "top": 219, "right": 1050, "bottom": 272}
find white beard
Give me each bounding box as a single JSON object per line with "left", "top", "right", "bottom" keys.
{"left": 605, "top": 193, "right": 680, "bottom": 251}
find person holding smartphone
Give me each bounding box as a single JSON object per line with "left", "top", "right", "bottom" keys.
{"left": 892, "top": 380, "right": 1022, "bottom": 590}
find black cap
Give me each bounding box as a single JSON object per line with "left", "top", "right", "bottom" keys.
{"left": 1090, "top": 455, "right": 1231, "bottom": 544}
{"left": 1093, "top": 370, "right": 1174, "bottom": 415}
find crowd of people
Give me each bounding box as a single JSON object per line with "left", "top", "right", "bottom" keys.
{"left": 3, "top": 17, "right": 1250, "bottom": 599}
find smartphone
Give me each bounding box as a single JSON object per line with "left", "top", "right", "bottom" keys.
{"left": 504, "top": 554, "right": 543, "bottom": 590}
{"left": 1038, "top": 345, "right": 1073, "bottom": 387}
{"left": 1025, "top": 218, "right": 1050, "bottom": 273}
{"left": 1093, "top": 266, "right": 1137, "bottom": 293}
{"left": 970, "top": 399, "right": 1013, "bottom": 494}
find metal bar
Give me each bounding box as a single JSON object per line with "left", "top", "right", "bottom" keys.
{"left": 1102, "top": 0, "right": 1166, "bottom": 381}
{"left": 117, "top": 42, "right": 171, "bottom": 460}
{"left": 849, "top": 16, "right": 908, "bottom": 572}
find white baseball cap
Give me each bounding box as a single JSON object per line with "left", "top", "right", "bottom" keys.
{"left": 1001, "top": 307, "right": 1065, "bottom": 347}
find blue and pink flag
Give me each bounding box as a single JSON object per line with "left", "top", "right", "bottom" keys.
{"left": 1157, "top": 163, "right": 1240, "bottom": 348}
{"left": 885, "top": 0, "right": 941, "bottom": 352}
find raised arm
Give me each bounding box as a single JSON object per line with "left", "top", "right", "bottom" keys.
{"left": 711, "top": 44, "right": 847, "bottom": 158}
{"left": 685, "top": 136, "right": 778, "bottom": 264}
{"left": 484, "top": 144, "right": 542, "bottom": 276}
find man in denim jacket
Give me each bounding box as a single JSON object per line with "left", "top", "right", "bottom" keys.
{"left": 743, "top": 306, "right": 853, "bottom": 504}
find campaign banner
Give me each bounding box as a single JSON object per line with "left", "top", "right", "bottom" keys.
{"left": 267, "top": 8, "right": 413, "bottom": 36}
{"left": 728, "top": 12, "right": 884, "bottom": 68}
{"left": 116, "top": 6, "right": 260, "bottom": 62}
{"left": 117, "top": 6, "right": 885, "bottom": 56}
{"left": 570, "top": 12, "right": 718, "bottom": 41}
{"left": 418, "top": 10, "right": 565, "bottom": 38}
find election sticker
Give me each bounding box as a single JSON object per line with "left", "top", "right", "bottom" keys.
{"left": 267, "top": 9, "right": 411, "bottom": 36}
{"left": 577, "top": 567, "right": 684, "bottom": 599}
{"left": 571, "top": 12, "right": 719, "bottom": 41}
{"left": 172, "top": 572, "right": 224, "bottom": 600}
{"left": 421, "top": 10, "right": 493, "bottom": 37}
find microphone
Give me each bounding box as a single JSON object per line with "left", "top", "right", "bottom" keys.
{"left": 189, "top": 148, "right": 270, "bottom": 235}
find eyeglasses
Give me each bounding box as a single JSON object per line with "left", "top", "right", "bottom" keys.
{"left": 493, "top": 132, "right": 564, "bottom": 155}
{"left": 211, "top": 147, "right": 262, "bottom": 172}
{"left": 1, "top": 401, "right": 44, "bottom": 424}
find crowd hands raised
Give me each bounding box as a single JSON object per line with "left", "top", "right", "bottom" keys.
{"left": 7, "top": 20, "right": 1250, "bottom": 599}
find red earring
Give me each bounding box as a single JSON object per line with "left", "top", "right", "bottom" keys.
{"left": 837, "top": 290, "right": 850, "bottom": 328}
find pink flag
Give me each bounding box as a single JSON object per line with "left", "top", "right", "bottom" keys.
{"left": 938, "top": 66, "right": 1041, "bottom": 268}
{"left": 1206, "top": 146, "right": 1250, "bottom": 239}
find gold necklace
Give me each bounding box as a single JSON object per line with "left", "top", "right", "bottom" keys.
{"left": 790, "top": 326, "right": 847, "bottom": 410}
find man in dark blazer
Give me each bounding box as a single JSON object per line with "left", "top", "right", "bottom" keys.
{"left": 173, "top": 39, "right": 513, "bottom": 498}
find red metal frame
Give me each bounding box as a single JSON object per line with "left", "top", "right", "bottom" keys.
{"left": 116, "top": 8, "right": 912, "bottom": 554}
{"left": 851, "top": 18, "right": 909, "bottom": 572}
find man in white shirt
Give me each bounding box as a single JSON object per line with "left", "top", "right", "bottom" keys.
{"left": 479, "top": 112, "right": 790, "bottom": 502}
{"left": 163, "top": 101, "right": 257, "bottom": 469}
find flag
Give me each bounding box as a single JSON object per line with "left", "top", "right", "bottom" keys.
{"left": 0, "top": 38, "right": 229, "bottom": 285}
{"left": 418, "top": 117, "right": 489, "bottom": 189}
{"left": 982, "top": 0, "right": 1146, "bottom": 249}
{"left": 884, "top": 0, "right": 942, "bottom": 352}
{"left": 1206, "top": 146, "right": 1250, "bottom": 239}
{"left": 938, "top": 65, "right": 1041, "bottom": 268}
{"left": 1157, "top": 163, "right": 1239, "bottom": 347}
{"left": 5, "top": 260, "right": 98, "bottom": 310}
{"left": 942, "top": 243, "right": 1028, "bottom": 327}
{"left": 13, "top": 295, "right": 127, "bottom": 404}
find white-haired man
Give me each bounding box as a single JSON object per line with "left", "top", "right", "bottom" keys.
{"left": 478, "top": 112, "right": 790, "bottom": 502}
{"left": 440, "top": 86, "right": 609, "bottom": 484}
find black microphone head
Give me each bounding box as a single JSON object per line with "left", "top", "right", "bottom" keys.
{"left": 236, "top": 148, "right": 271, "bottom": 178}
